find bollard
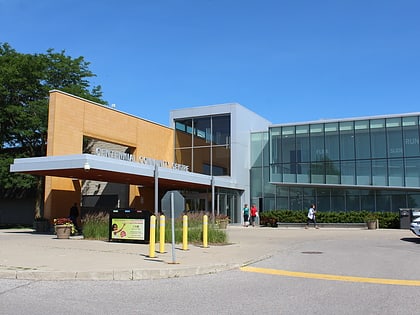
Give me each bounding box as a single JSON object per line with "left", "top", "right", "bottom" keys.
{"left": 159, "top": 214, "right": 165, "bottom": 253}
{"left": 203, "top": 214, "right": 208, "bottom": 248}
{"left": 149, "top": 215, "right": 156, "bottom": 258}
{"left": 182, "top": 214, "right": 188, "bottom": 250}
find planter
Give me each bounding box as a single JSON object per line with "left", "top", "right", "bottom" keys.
{"left": 217, "top": 219, "right": 229, "bottom": 229}
{"left": 55, "top": 225, "right": 72, "bottom": 239}
{"left": 367, "top": 220, "right": 377, "bottom": 230}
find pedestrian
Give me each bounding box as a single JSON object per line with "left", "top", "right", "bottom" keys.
{"left": 305, "top": 203, "right": 319, "bottom": 229}
{"left": 250, "top": 204, "right": 258, "bottom": 227}
{"left": 243, "top": 204, "right": 250, "bottom": 227}
{"left": 69, "top": 202, "right": 80, "bottom": 232}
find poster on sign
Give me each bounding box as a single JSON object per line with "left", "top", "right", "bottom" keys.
{"left": 109, "top": 209, "right": 151, "bottom": 244}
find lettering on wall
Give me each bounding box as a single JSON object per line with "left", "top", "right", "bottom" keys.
{"left": 95, "top": 147, "right": 189, "bottom": 172}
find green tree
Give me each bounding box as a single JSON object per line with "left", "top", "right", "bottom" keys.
{"left": 0, "top": 42, "right": 107, "bottom": 218}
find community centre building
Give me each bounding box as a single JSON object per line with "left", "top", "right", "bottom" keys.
{"left": 8, "top": 90, "right": 420, "bottom": 224}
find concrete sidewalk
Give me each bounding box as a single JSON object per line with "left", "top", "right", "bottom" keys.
{"left": 0, "top": 225, "right": 409, "bottom": 281}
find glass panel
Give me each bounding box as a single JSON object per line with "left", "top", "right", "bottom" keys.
{"left": 407, "top": 193, "right": 420, "bottom": 208}
{"left": 355, "top": 120, "right": 370, "bottom": 159}
{"left": 263, "top": 166, "right": 275, "bottom": 195}
{"left": 390, "top": 192, "right": 407, "bottom": 210}
{"left": 212, "top": 146, "right": 230, "bottom": 176}
{"left": 282, "top": 163, "right": 296, "bottom": 183}
{"left": 212, "top": 115, "right": 230, "bottom": 145}
{"left": 356, "top": 160, "right": 371, "bottom": 185}
{"left": 346, "top": 190, "right": 360, "bottom": 211}
{"left": 270, "top": 164, "right": 282, "bottom": 182}
{"left": 386, "top": 118, "right": 403, "bottom": 158}
{"left": 250, "top": 168, "right": 262, "bottom": 198}
{"left": 310, "top": 124, "right": 325, "bottom": 162}
{"left": 370, "top": 119, "right": 386, "bottom": 158}
{"left": 276, "top": 186, "right": 289, "bottom": 196}
{"left": 194, "top": 117, "right": 211, "bottom": 146}
{"left": 341, "top": 161, "right": 355, "bottom": 185}
{"left": 405, "top": 157, "right": 420, "bottom": 187}
{"left": 175, "top": 148, "right": 191, "bottom": 169}
{"left": 331, "top": 189, "right": 345, "bottom": 211}
{"left": 269, "top": 127, "right": 281, "bottom": 164}
{"left": 325, "top": 160, "right": 340, "bottom": 184}
{"left": 296, "top": 125, "right": 310, "bottom": 162}
{"left": 402, "top": 116, "right": 420, "bottom": 157}
{"left": 360, "top": 190, "right": 375, "bottom": 211}
{"left": 324, "top": 123, "right": 339, "bottom": 161}
{"left": 388, "top": 159, "right": 404, "bottom": 186}
{"left": 251, "top": 133, "right": 263, "bottom": 167}
{"left": 376, "top": 193, "right": 391, "bottom": 211}
{"left": 193, "top": 147, "right": 211, "bottom": 174}
{"left": 290, "top": 187, "right": 304, "bottom": 210}
{"left": 276, "top": 197, "right": 289, "bottom": 210}
{"left": 317, "top": 188, "right": 330, "bottom": 212}
{"left": 281, "top": 126, "right": 295, "bottom": 163}
{"left": 175, "top": 119, "right": 193, "bottom": 148}
{"left": 339, "top": 121, "right": 355, "bottom": 160}
{"left": 310, "top": 161, "right": 325, "bottom": 183}
{"left": 372, "top": 159, "right": 387, "bottom": 186}
{"left": 296, "top": 163, "right": 310, "bottom": 183}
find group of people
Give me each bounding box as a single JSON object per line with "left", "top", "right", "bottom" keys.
{"left": 242, "top": 204, "right": 258, "bottom": 227}
{"left": 242, "top": 202, "right": 319, "bottom": 229}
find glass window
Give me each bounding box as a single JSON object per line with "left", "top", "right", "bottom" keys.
{"left": 324, "top": 123, "right": 339, "bottom": 161}
{"left": 310, "top": 124, "right": 325, "bottom": 162}
{"left": 341, "top": 160, "right": 355, "bottom": 185}
{"left": 193, "top": 147, "right": 211, "bottom": 174}
{"left": 290, "top": 187, "right": 304, "bottom": 210}
{"left": 407, "top": 193, "right": 420, "bottom": 208}
{"left": 405, "top": 157, "right": 420, "bottom": 187}
{"left": 296, "top": 163, "right": 310, "bottom": 183}
{"left": 376, "top": 193, "right": 391, "bottom": 211}
{"left": 372, "top": 159, "right": 387, "bottom": 186}
{"left": 390, "top": 191, "right": 407, "bottom": 210}
{"left": 250, "top": 168, "right": 263, "bottom": 198}
{"left": 388, "top": 158, "right": 404, "bottom": 186}
{"left": 269, "top": 128, "right": 281, "bottom": 164}
{"left": 282, "top": 163, "right": 296, "bottom": 183}
{"left": 325, "top": 160, "right": 340, "bottom": 184}
{"left": 402, "top": 116, "right": 420, "bottom": 157}
{"left": 175, "top": 148, "right": 192, "bottom": 170}
{"left": 370, "top": 119, "right": 386, "bottom": 158}
{"left": 339, "top": 121, "right": 355, "bottom": 160}
{"left": 346, "top": 189, "right": 360, "bottom": 211}
{"left": 310, "top": 161, "right": 325, "bottom": 184}
{"left": 194, "top": 117, "right": 211, "bottom": 146}
{"left": 356, "top": 160, "right": 371, "bottom": 185}
{"left": 175, "top": 119, "right": 193, "bottom": 148}
{"left": 251, "top": 132, "right": 264, "bottom": 168}
{"left": 317, "top": 188, "right": 330, "bottom": 212}
{"left": 212, "top": 146, "right": 230, "bottom": 176}
{"left": 270, "top": 164, "right": 282, "bottom": 182}
{"left": 281, "top": 126, "right": 295, "bottom": 163}
{"left": 212, "top": 115, "right": 230, "bottom": 145}
{"left": 331, "top": 189, "right": 345, "bottom": 211}
{"left": 386, "top": 118, "right": 403, "bottom": 158}
{"left": 355, "top": 120, "right": 370, "bottom": 159}
{"left": 360, "top": 190, "right": 375, "bottom": 211}
{"left": 296, "top": 125, "right": 310, "bottom": 162}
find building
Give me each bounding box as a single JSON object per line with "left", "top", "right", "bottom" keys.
{"left": 9, "top": 90, "right": 270, "bottom": 223}
{"left": 251, "top": 114, "right": 420, "bottom": 213}
{"left": 8, "top": 90, "right": 420, "bottom": 225}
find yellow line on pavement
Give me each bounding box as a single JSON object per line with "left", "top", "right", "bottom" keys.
{"left": 240, "top": 266, "right": 420, "bottom": 286}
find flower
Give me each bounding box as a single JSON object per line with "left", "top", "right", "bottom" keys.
{"left": 54, "top": 218, "right": 73, "bottom": 226}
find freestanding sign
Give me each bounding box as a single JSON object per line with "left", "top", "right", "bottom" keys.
{"left": 109, "top": 209, "right": 151, "bottom": 244}
{"left": 161, "top": 190, "right": 185, "bottom": 218}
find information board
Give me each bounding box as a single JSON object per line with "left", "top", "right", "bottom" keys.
{"left": 109, "top": 209, "right": 151, "bottom": 244}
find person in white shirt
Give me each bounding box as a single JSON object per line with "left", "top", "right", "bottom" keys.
{"left": 305, "top": 204, "right": 318, "bottom": 229}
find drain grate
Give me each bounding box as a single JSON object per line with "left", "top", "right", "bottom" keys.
{"left": 301, "top": 251, "right": 323, "bottom": 254}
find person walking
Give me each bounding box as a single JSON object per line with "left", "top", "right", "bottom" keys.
{"left": 250, "top": 204, "right": 258, "bottom": 227}
{"left": 305, "top": 203, "right": 318, "bottom": 229}
{"left": 243, "top": 204, "right": 250, "bottom": 227}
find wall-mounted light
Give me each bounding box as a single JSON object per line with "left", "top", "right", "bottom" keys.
{"left": 83, "top": 162, "right": 90, "bottom": 172}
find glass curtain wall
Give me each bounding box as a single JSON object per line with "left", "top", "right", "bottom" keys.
{"left": 253, "top": 114, "right": 420, "bottom": 212}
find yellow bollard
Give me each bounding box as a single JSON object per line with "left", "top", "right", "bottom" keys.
{"left": 149, "top": 215, "right": 156, "bottom": 258}
{"left": 159, "top": 214, "right": 165, "bottom": 253}
{"left": 203, "top": 214, "right": 208, "bottom": 248}
{"left": 182, "top": 214, "right": 188, "bottom": 250}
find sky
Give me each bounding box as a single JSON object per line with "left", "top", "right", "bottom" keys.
{"left": 1, "top": 0, "right": 420, "bottom": 126}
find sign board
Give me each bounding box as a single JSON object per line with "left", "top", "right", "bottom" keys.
{"left": 161, "top": 190, "right": 185, "bottom": 218}
{"left": 109, "top": 209, "right": 151, "bottom": 244}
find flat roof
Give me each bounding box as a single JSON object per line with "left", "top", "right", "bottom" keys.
{"left": 10, "top": 154, "right": 242, "bottom": 191}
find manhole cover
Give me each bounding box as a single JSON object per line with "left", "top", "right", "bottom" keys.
{"left": 301, "top": 251, "right": 323, "bottom": 254}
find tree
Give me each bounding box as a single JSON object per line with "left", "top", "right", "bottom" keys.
{"left": 0, "top": 43, "right": 107, "bottom": 218}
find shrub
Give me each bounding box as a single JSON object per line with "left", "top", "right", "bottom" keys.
{"left": 82, "top": 212, "right": 109, "bottom": 240}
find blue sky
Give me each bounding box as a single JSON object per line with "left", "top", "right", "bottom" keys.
{"left": 1, "top": 0, "right": 419, "bottom": 126}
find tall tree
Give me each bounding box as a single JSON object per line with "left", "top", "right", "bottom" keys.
{"left": 0, "top": 43, "right": 107, "bottom": 218}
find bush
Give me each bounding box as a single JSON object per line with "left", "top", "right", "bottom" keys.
{"left": 81, "top": 212, "right": 109, "bottom": 240}
{"left": 259, "top": 210, "right": 400, "bottom": 229}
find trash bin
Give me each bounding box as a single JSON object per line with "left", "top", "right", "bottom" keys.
{"left": 399, "top": 208, "right": 412, "bottom": 229}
